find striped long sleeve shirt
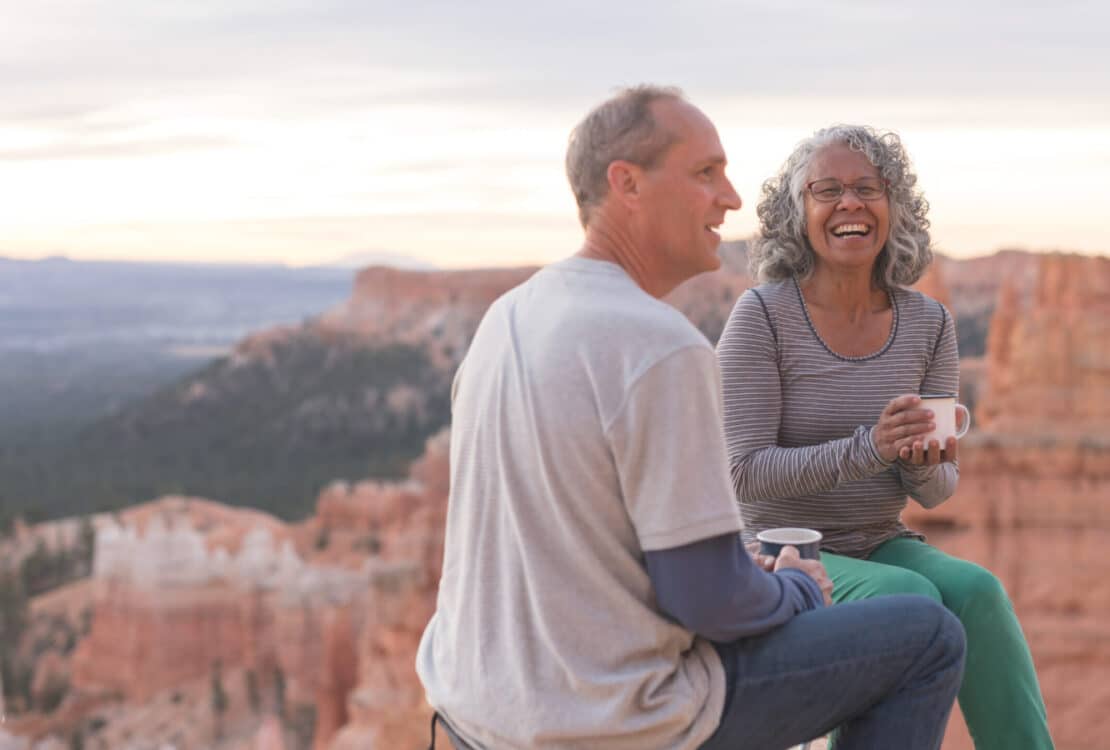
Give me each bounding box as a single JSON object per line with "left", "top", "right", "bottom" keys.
{"left": 716, "top": 278, "right": 960, "bottom": 558}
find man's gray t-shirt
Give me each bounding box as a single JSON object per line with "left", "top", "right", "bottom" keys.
{"left": 416, "top": 257, "right": 743, "bottom": 749}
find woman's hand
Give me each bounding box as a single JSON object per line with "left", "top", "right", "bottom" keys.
{"left": 898, "top": 402, "right": 966, "bottom": 464}
{"left": 899, "top": 435, "right": 959, "bottom": 465}
{"left": 872, "top": 394, "right": 935, "bottom": 463}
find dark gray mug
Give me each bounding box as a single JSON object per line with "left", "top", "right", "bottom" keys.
{"left": 756, "top": 527, "right": 823, "bottom": 560}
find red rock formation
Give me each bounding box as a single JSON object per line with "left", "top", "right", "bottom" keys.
{"left": 337, "top": 266, "right": 535, "bottom": 335}
{"left": 17, "top": 248, "right": 1109, "bottom": 750}
{"left": 28, "top": 651, "right": 68, "bottom": 713}
{"left": 310, "top": 245, "right": 756, "bottom": 371}
{"left": 937, "top": 248, "right": 1040, "bottom": 321}
{"left": 924, "top": 439, "right": 1110, "bottom": 750}
{"left": 49, "top": 430, "right": 450, "bottom": 748}
{"left": 71, "top": 498, "right": 311, "bottom": 712}
{"left": 317, "top": 252, "right": 1110, "bottom": 750}
{"left": 117, "top": 496, "right": 294, "bottom": 556}
{"left": 314, "top": 480, "right": 420, "bottom": 539}
{"left": 979, "top": 253, "right": 1110, "bottom": 432}
{"left": 323, "top": 432, "right": 449, "bottom": 750}
{"left": 312, "top": 607, "right": 360, "bottom": 750}
{"left": 912, "top": 259, "right": 951, "bottom": 309}
{"left": 249, "top": 715, "right": 287, "bottom": 750}
{"left": 71, "top": 580, "right": 249, "bottom": 703}
{"left": 326, "top": 566, "right": 436, "bottom": 750}
{"left": 902, "top": 252, "right": 1110, "bottom": 750}
{"left": 315, "top": 266, "right": 536, "bottom": 369}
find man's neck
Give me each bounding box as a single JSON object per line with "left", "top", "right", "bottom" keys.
{"left": 575, "top": 216, "right": 677, "bottom": 299}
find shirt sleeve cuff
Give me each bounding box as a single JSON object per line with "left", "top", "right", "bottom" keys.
{"left": 897, "top": 460, "right": 939, "bottom": 478}
{"left": 775, "top": 568, "right": 826, "bottom": 611}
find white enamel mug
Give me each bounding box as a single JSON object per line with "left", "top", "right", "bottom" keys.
{"left": 919, "top": 393, "right": 971, "bottom": 445}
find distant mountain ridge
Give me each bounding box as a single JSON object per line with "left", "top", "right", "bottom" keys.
{"left": 323, "top": 250, "right": 438, "bottom": 270}
{"left": 0, "top": 256, "right": 354, "bottom": 353}
{"left": 0, "top": 258, "right": 356, "bottom": 523}
{"left": 23, "top": 261, "right": 538, "bottom": 520}
{"left": 0, "top": 245, "right": 1048, "bottom": 524}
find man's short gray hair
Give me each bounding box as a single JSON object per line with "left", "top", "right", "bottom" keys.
{"left": 565, "top": 85, "right": 685, "bottom": 228}
{"left": 750, "top": 124, "right": 933, "bottom": 290}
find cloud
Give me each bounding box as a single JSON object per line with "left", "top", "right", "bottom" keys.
{"left": 371, "top": 156, "right": 553, "bottom": 176}
{"left": 1, "top": 0, "right": 1107, "bottom": 267}
{"left": 1, "top": 0, "right": 1106, "bottom": 128}
{"left": 0, "top": 211, "right": 584, "bottom": 267}
{"left": 0, "top": 136, "right": 235, "bottom": 162}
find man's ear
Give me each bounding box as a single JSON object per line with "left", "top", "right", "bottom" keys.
{"left": 606, "top": 160, "right": 641, "bottom": 208}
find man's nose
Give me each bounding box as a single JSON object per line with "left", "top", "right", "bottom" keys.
{"left": 719, "top": 178, "right": 742, "bottom": 211}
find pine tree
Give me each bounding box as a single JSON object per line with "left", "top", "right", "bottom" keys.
{"left": 210, "top": 660, "right": 228, "bottom": 740}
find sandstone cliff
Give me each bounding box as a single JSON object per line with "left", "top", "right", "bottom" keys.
{"left": 7, "top": 247, "right": 1105, "bottom": 750}
{"left": 978, "top": 253, "right": 1110, "bottom": 434}
{"left": 15, "top": 433, "right": 448, "bottom": 750}
{"left": 315, "top": 266, "right": 535, "bottom": 370}
{"left": 901, "top": 252, "right": 1110, "bottom": 750}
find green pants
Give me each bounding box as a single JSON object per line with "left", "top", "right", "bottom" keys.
{"left": 822, "top": 536, "right": 1054, "bottom": 750}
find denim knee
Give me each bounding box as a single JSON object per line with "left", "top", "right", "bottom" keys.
{"left": 914, "top": 595, "right": 968, "bottom": 666}
{"left": 937, "top": 602, "right": 967, "bottom": 660}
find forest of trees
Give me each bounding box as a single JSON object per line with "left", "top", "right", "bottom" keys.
{"left": 0, "top": 516, "right": 95, "bottom": 712}
{"left": 0, "top": 339, "right": 450, "bottom": 523}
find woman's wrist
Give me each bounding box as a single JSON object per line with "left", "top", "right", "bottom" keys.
{"left": 868, "top": 425, "right": 896, "bottom": 466}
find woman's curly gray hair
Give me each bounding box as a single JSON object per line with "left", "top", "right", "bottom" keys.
{"left": 749, "top": 124, "right": 932, "bottom": 289}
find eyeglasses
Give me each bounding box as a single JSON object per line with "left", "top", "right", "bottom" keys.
{"left": 806, "top": 177, "right": 887, "bottom": 203}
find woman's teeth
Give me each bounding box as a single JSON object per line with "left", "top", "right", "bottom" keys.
{"left": 832, "top": 224, "right": 869, "bottom": 237}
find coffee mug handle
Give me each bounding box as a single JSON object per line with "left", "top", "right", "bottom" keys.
{"left": 954, "top": 404, "right": 971, "bottom": 438}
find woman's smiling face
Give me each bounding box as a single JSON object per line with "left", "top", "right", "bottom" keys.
{"left": 804, "top": 143, "right": 891, "bottom": 275}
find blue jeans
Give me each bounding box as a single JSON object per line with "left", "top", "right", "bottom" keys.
{"left": 699, "top": 595, "right": 965, "bottom": 750}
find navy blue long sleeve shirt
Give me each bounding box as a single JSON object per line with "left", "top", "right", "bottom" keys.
{"left": 645, "top": 532, "right": 824, "bottom": 643}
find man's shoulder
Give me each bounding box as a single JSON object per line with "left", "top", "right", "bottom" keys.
{"left": 606, "top": 292, "right": 713, "bottom": 366}
{"left": 536, "top": 257, "right": 711, "bottom": 349}
{"left": 615, "top": 291, "right": 708, "bottom": 342}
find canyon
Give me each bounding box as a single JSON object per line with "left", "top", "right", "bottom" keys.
{"left": 902, "top": 252, "right": 1110, "bottom": 749}
{"left": 2, "top": 249, "right": 1106, "bottom": 749}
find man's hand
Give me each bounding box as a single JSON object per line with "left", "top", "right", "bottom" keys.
{"left": 773, "top": 546, "right": 833, "bottom": 607}
{"left": 872, "top": 394, "right": 935, "bottom": 463}
{"left": 745, "top": 540, "right": 775, "bottom": 572}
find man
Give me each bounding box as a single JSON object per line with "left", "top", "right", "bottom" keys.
{"left": 416, "top": 85, "right": 965, "bottom": 749}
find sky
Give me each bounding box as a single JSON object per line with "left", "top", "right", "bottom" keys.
{"left": 1, "top": 0, "right": 1108, "bottom": 268}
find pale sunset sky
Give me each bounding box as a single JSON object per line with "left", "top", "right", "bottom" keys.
{"left": 1, "top": 0, "right": 1107, "bottom": 268}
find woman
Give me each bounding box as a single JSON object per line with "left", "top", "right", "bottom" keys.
{"left": 716, "top": 124, "right": 1053, "bottom": 749}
